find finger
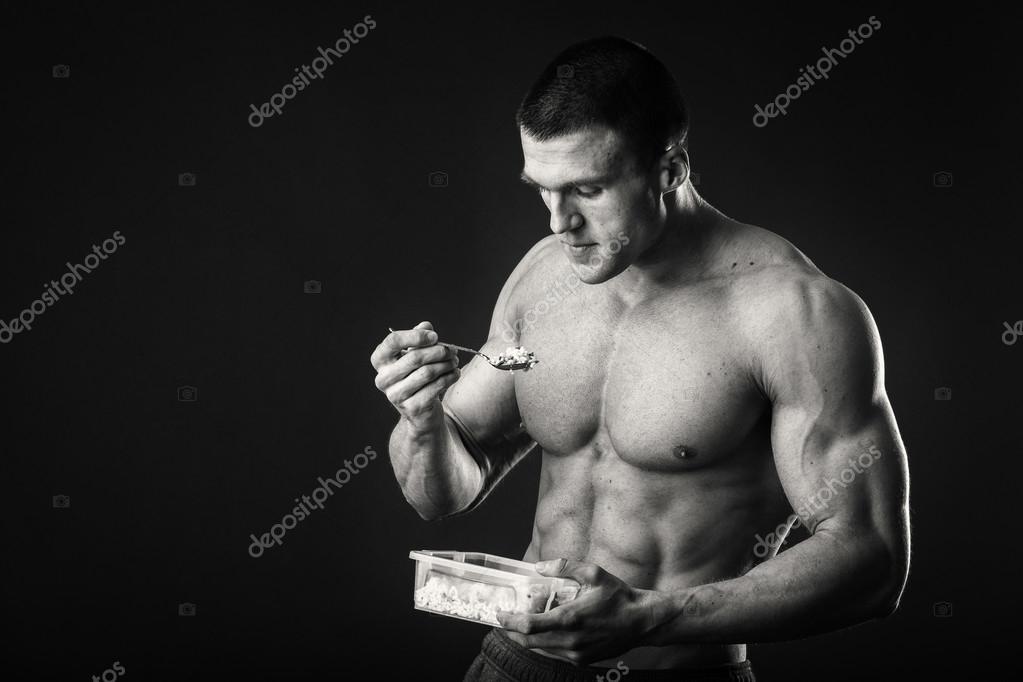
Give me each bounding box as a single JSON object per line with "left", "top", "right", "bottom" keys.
{"left": 386, "top": 360, "right": 459, "bottom": 405}
{"left": 386, "top": 320, "right": 433, "bottom": 334}
{"left": 502, "top": 630, "right": 528, "bottom": 648}
{"left": 391, "top": 321, "right": 433, "bottom": 331}
{"left": 378, "top": 325, "right": 438, "bottom": 359}
{"left": 374, "top": 345, "right": 457, "bottom": 390}
{"left": 394, "top": 342, "right": 458, "bottom": 372}
{"left": 371, "top": 327, "right": 439, "bottom": 370}
{"left": 501, "top": 628, "right": 575, "bottom": 651}
{"left": 500, "top": 632, "right": 587, "bottom": 665}
{"left": 400, "top": 368, "right": 460, "bottom": 413}
{"left": 385, "top": 361, "right": 460, "bottom": 406}
{"left": 535, "top": 558, "right": 603, "bottom": 585}
{"left": 497, "top": 607, "right": 574, "bottom": 635}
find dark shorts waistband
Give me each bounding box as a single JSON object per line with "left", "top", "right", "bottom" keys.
{"left": 471, "top": 627, "right": 756, "bottom": 682}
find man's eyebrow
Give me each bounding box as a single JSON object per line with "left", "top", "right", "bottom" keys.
{"left": 518, "top": 172, "right": 543, "bottom": 188}
{"left": 518, "top": 171, "right": 611, "bottom": 190}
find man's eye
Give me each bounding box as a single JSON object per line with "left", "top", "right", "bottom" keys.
{"left": 575, "top": 186, "right": 601, "bottom": 198}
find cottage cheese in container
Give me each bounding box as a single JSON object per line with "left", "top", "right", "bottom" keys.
{"left": 409, "top": 550, "right": 579, "bottom": 626}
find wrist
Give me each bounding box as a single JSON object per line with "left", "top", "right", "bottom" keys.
{"left": 401, "top": 407, "right": 444, "bottom": 438}
{"left": 634, "top": 587, "right": 689, "bottom": 647}
{"left": 632, "top": 587, "right": 674, "bottom": 646}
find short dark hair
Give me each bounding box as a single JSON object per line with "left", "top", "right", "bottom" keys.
{"left": 516, "top": 36, "right": 689, "bottom": 171}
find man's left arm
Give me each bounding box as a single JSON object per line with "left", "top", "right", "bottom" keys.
{"left": 499, "top": 277, "right": 911, "bottom": 661}
{"left": 639, "top": 277, "right": 911, "bottom": 644}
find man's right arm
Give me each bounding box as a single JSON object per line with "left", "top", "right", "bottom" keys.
{"left": 371, "top": 238, "right": 553, "bottom": 520}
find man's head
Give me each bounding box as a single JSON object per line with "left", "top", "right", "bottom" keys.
{"left": 517, "top": 36, "right": 693, "bottom": 283}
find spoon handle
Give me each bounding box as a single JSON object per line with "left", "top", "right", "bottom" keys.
{"left": 438, "top": 342, "right": 483, "bottom": 355}
{"left": 387, "top": 328, "right": 486, "bottom": 358}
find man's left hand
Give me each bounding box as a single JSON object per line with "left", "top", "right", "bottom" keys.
{"left": 497, "top": 558, "right": 657, "bottom": 666}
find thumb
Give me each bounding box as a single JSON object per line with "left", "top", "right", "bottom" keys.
{"left": 414, "top": 320, "right": 434, "bottom": 331}
{"left": 535, "top": 557, "right": 601, "bottom": 584}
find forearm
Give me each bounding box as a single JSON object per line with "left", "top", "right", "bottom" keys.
{"left": 389, "top": 410, "right": 483, "bottom": 520}
{"left": 641, "top": 528, "right": 901, "bottom": 645}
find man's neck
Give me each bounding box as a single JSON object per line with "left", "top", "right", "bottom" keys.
{"left": 607, "top": 183, "right": 724, "bottom": 302}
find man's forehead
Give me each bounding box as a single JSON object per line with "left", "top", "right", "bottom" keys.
{"left": 519, "top": 125, "right": 628, "bottom": 181}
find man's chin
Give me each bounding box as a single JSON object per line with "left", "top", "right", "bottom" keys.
{"left": 568, "top": 259, "right": 621, "bottom": 285}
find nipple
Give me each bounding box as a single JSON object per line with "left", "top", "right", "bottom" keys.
{"left": 673, "top": 445, "right": 696, "bottom": 460}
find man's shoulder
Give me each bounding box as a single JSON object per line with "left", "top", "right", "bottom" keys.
{"left": 721, "top": 221, "right": 820, "bottom": 281}
{"left": 519, "top": 233, "right": 566, "bottom": 274}
{"left": 724, "top": 222, "right": 842, "bottom": 309}
{"left": 500, "top": 234, "right": 570, "bottom": 306}
{"left": 725, "top": 223, "right": 875, "bottom": 355}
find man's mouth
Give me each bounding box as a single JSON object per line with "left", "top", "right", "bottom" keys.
{"left": 561, "top": 241, "right": 596, "bottom": 254}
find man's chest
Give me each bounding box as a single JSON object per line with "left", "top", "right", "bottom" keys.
{"left": 513, "top": 286, "right": 769, "bottom": 471}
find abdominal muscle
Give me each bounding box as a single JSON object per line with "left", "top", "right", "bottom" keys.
{"left": 518, "top": 447, "right": 774, "bottom": 670}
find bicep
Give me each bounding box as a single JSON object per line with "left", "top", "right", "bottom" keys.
{"left": 764, "top": 279, "right": 909, "bottom": 556}
{"left": 440, "top": 239, "right": 555, "bottom": 483}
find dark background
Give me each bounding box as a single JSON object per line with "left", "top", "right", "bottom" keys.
{"left": 3, "top": 1, "right": 1020, "bottom": 680}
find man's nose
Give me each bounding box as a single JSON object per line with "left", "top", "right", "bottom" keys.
{"left": 549, "top": 193, "right": 582, "bottom": 234}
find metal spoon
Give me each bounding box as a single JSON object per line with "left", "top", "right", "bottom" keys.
{"left": 387, "top": 327, "right": 539, "bottom": 372}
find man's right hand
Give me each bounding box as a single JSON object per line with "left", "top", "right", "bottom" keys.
{"left": 371, "top": 321, "right": 461, "bottom": 432}
{"left": 371, "top": 237, "right": 546, "bottom": 519}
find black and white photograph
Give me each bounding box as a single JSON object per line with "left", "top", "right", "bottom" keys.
{"left": 4, "top": 2, "right": 1020, "bottom": 680}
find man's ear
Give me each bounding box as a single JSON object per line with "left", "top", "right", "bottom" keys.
{"left": 659, "top": 145, "right": 690, "bottom": 194}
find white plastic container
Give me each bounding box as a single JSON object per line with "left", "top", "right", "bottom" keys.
{"left": 409, "top": 550, "right": 580, "bottom": 627}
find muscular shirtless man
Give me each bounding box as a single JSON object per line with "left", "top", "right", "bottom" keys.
{"left": 371, "top": 36, "right": 910, "bottom": 681}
